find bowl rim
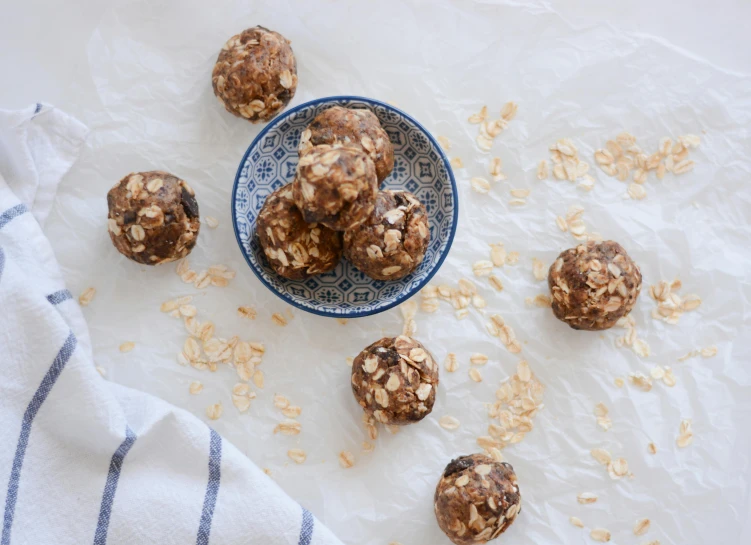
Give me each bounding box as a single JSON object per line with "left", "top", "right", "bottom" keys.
{"left": 230, "top": 95, "right": 459, "bottom": 318}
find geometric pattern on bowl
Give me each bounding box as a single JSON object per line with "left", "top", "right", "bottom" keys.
{"left": 231, "top": 96, "right": 458, "bottom": 317}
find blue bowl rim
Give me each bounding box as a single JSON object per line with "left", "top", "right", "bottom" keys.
{"left": 230, "top": 95, "right": 459, "bottom": 319}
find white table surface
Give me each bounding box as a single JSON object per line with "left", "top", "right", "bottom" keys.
{"left": 2, "top": 1, "right": 751, "bottom": 544}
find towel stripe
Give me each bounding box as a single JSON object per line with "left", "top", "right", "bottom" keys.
{"left": 196, "top": 429, "right": 222, "bottom": 545}
{"left": 0, "top": 204, "right": 28, "bottom": 231}
{"left": 46, "top": 289, "right": 72, "bottom": 305}
{"left": 92, "top": 426, "right": 137, "bottom": 545}
{"left": 1, "top": 332, "right": 77, "bottom": 545}
{"left": 298, "top": 508, "right": 314, "bottom": 545}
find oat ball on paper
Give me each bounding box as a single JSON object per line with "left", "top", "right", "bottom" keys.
{"left": 350, "top": 335, "right": 438, "bottom": 425}
{"left": 343, "top": 190, "right": 429, "bottom": 280}
{"left": 299, "top": 106, "right": 394, "bottom": 182}
{"left": 292, "top": 144, "right": 378, "bottom": 231}
{"left": 256, "top": 185, "right": 342, "bottom": 280}
{"left": 212, "top": 26, "right": 297, "bottom": 123}
{"left": 434, "top": 454, "right": 521, "bottom": 545}
{"left": 107, "top": 171, "right": 200, "bottom": 265}
{"left": 548, "top": 240, "right": 642, "bottom": 331}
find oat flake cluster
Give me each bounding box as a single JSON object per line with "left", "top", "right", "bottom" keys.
{"left": 434, "top": 454, "right": 521, "bottom": 545}
{"left": 351, "top": 336, "right": 439, "bottom": 425}
{"left": 212, "top": 26, "right": 297, "bottom": 122}
{"left": 548, "top": 240, "right": 642, "bottom": 331}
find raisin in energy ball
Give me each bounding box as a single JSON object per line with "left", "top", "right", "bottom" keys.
{"left": 107, "top": 171, "right": 199, "bottom": 265}
{"left": 548, "top": 240, "right": 642, "bottom": 331}
{"left": 212, "top": 26, "right": 297, "bottom": 123}
{"left": 434, "top": 454, "right": 521, "bottom": 545}
{"left": 351, "top": 336, "right": 439, "bottom": 425}
{"left": 344, "top": 190, "right": 429, "bottom": 280}
{"left": 299, "top": 106, "right": 394, "bottom": 182}
{"left": 256, "top": 185, "right": 342, "bottom": 280}
{"left": 292, "top": 144, "right": 378, "bottom": 231}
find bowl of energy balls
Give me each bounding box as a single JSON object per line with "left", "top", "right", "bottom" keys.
{"left": 231, "top": 96, "right": 458, "bottom": 317}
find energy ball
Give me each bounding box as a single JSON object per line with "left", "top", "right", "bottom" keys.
{"left": 343, "top": 190, "right": 429, "bottom": 281}
{"left": 299, "top": 106, "right": 394, "bottom": 182}
{"left": 548, "top": 240, "right": 642, "bottom": 331}
{"left": 434, "top": 454, "right": 521, "bottom": 545}
{"left": 256, "top": 185, "right": 342, "bottom": 280}
{"left": 292, "top": 144, "right": 378, "bottom": 231}
{"left": 351, "top": 335, "right": 438, "bottom": 426}
{"left": 107, "top": 171, "right": 199, "bottom": 265}
{"left": 212, "top": 26, "right": 297, "bottom": 123}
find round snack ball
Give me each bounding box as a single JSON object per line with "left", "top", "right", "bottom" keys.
{"left": 434, "top": 454, "right": 521, "bottom": 545}
{"left": 292, "top": 144, "right": 378, "bottom": 231}
{"left": 299, "top": 106, "right": 394, "bottom": 182}
{"left": 107, "top": 171, "right": 199, "bottom": 265}
{"left": 548, "top": 240, "right": 642, "bottom": 331}
{"left": 343, "top": 190, "right": 429, "bottom": 281}
{"left": 212, "top": 26, "right": 297, "bottom": 123}
{"left": 351, "top": 335, "right": 438, "bottom": 425}
{"left": 256, "top": 185, "right": 342, "bottom": 280}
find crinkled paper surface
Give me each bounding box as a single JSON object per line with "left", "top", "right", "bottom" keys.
{"left": 19, "top": 0, "right": 751, "bottom": 543}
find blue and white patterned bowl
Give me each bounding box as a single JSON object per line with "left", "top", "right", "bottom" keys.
{"left": 231, "top": 96, "right": 458, "bottom": 318}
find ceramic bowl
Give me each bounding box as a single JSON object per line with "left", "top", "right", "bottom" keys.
{"left": 231, "top": 96, "right": 458, "bottom": 317}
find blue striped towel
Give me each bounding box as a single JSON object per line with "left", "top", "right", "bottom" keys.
{"left": 0, "top": 104, "right": 342, "bottom": 545}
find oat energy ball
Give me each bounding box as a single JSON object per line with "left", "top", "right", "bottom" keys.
{"left": 256, "top": 185, "right": 342, "bottom": 280}
{"left": 343, "top": 190, "right": 429, "bottom": 280}
{"left": 299, "top": 106, "right": 394, "bottom": 182}
{"left": 107, "top": 171, "right": 200, "bottom": 265}
{"left": 212, "top": 26, "right": 297, "bottom": 123}
{"left": 351, "top": 336, "right": 439, "bottom": 425}
{"left": 292, "top": 145, "right": 378, "bottom": 231}
{"left": 434, "top": 454, "right": 521, "bottom": 545}
{"left": 549, "top": 240, "right": 642, "bottom": 331}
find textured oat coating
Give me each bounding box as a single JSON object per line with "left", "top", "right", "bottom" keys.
{"left": 107, "top": 171, "right": 200, "bottom": 265}
{"left": 343, "top": 190, "right": 429, "bottom": 281}
{"left": 434, "top": 454, "right": 521, "bottom": 545}
{"left": 256, "top": 184, "right": 342, "bottom": 280}
{"left": 212, "top": 26, "right": 297, "bottom": 123}
{"left": 292, "top": 144, "right": 378, "bottom": 231}
{"left": 299, "top": 106, "right": 394, "bottom": 182}
{"left": 548, "top": 240, "right": 642, "bottom": 331}
{"left": 351, "top": 336, "right": 439, "bottom": 425}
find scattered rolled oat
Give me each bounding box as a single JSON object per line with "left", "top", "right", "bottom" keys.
{"left": 346, "top": 356, "right": 354, "bottom": 367}
{"left": 206, "top": 402, "right": 223, "bottom": 420}
{"left": 119, "top": 342, "right": 135, "bottom": 353}
{"left": 205, "top": 216, "right": 219, "bottom": 228}
{"left": 469, "top": 368, "right": 483, "bottom": 383}
{"left": 189, "top": 381, "right": 203, "bottom": 395}
{"left": 338, "top": 450, "right": 355, "bottom": 468}
{"left": 676, "top": 419, "right": 693, "bottom": 448}
{"left": 490, "top": 243, "right": 506, "bottom": 267}
{"left": 253, "top": 369, "right": 265, "bottom": 389}
{"left": 489, "top": 157, "right": 506, "bottom": 181}
{"left": 274, "top": 420, "right": 302, "bottom": 436}
{"left": 591, "top": 448, "right": 612, "bottom": 466}
{"left": 470, "top": 353, "right": 489, "bottom": 366}
{"left": 648, "top": 442, "right": 657, "bottom": 454}
{"left": 607, "top": 457, "right": 629, "bottom": 480}
{"left": 473, "top": 260, "right": 494, "bottom": 277}
{"left": 544, "top": 138, "right": 596, "bottom": 191}
{"left": 628, "top": 372, "right": 653, "bottom": 392}
{"left": 506, "top": 251, "right": 519, "bottom": 265}
{"left": 633, "top": 518, "right": 651, "bottom": 536}
{"left": 437, "top": 135, "right": 451, "bottom": 150}
{"left": 577, "top": 492, "right": 598, "bottom": 504}
{"left": 451, "top": 157, "right": 464, "bottom": 169}
{"left": 594, "top": 403, "right": 612, "bottom": 431}
{"left": 537, "top": 160, "right": 549, "bottom": 180}
{"left": 282, "top": 405, "right": 301, "bottom": 418}
{"left": 468, "top": 106, "right": 487, "bottom": 124}
{"left": 590, "top": 528, "right": 611, "bottom": 542}
{"left": 614, "top": 377, "right": 625, "bottom": 388}
{"left": 470, "top": 177, "right": 491, "bottom": 194}
{"left": 238, "top": 306, "right": 257, "bottom": 320}
{"left": 274, "top": 394, "right": 290, "bottom": 409}
{"left": 525, "top": 294, "right": 552, "bottom": 308}
{"left": 96, "top": 366, "right": 106, "bottom": 377}
{"left": 488, "top": 275, "right": 504, "bottom": 292}
{"left": 445, "top": 353, "right": 458, "bottom": 373}
{"left": 531, "top": 258, "right": 546, "bottom": 281}
{"left": 78, "top": 287, "right": 96, "bottom": 306}
{"left": 439, "top": 416, "right": 461, "bottom": 430}
{"left": 271, "top": 313, "right": 288, "bottom": 326}
{"left": 288, "top": 448, "right": 307, "bottom": 464}
{"left": 569, "top": 516, "right": 584, "bottom": 528}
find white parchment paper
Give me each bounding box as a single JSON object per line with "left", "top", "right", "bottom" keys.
{"left": 39, "top": 0, "right": 751, "bottom": 543}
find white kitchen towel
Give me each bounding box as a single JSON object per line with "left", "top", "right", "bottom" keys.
{"left": 0, "top": 104, "right": 342, "bottom": 545}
